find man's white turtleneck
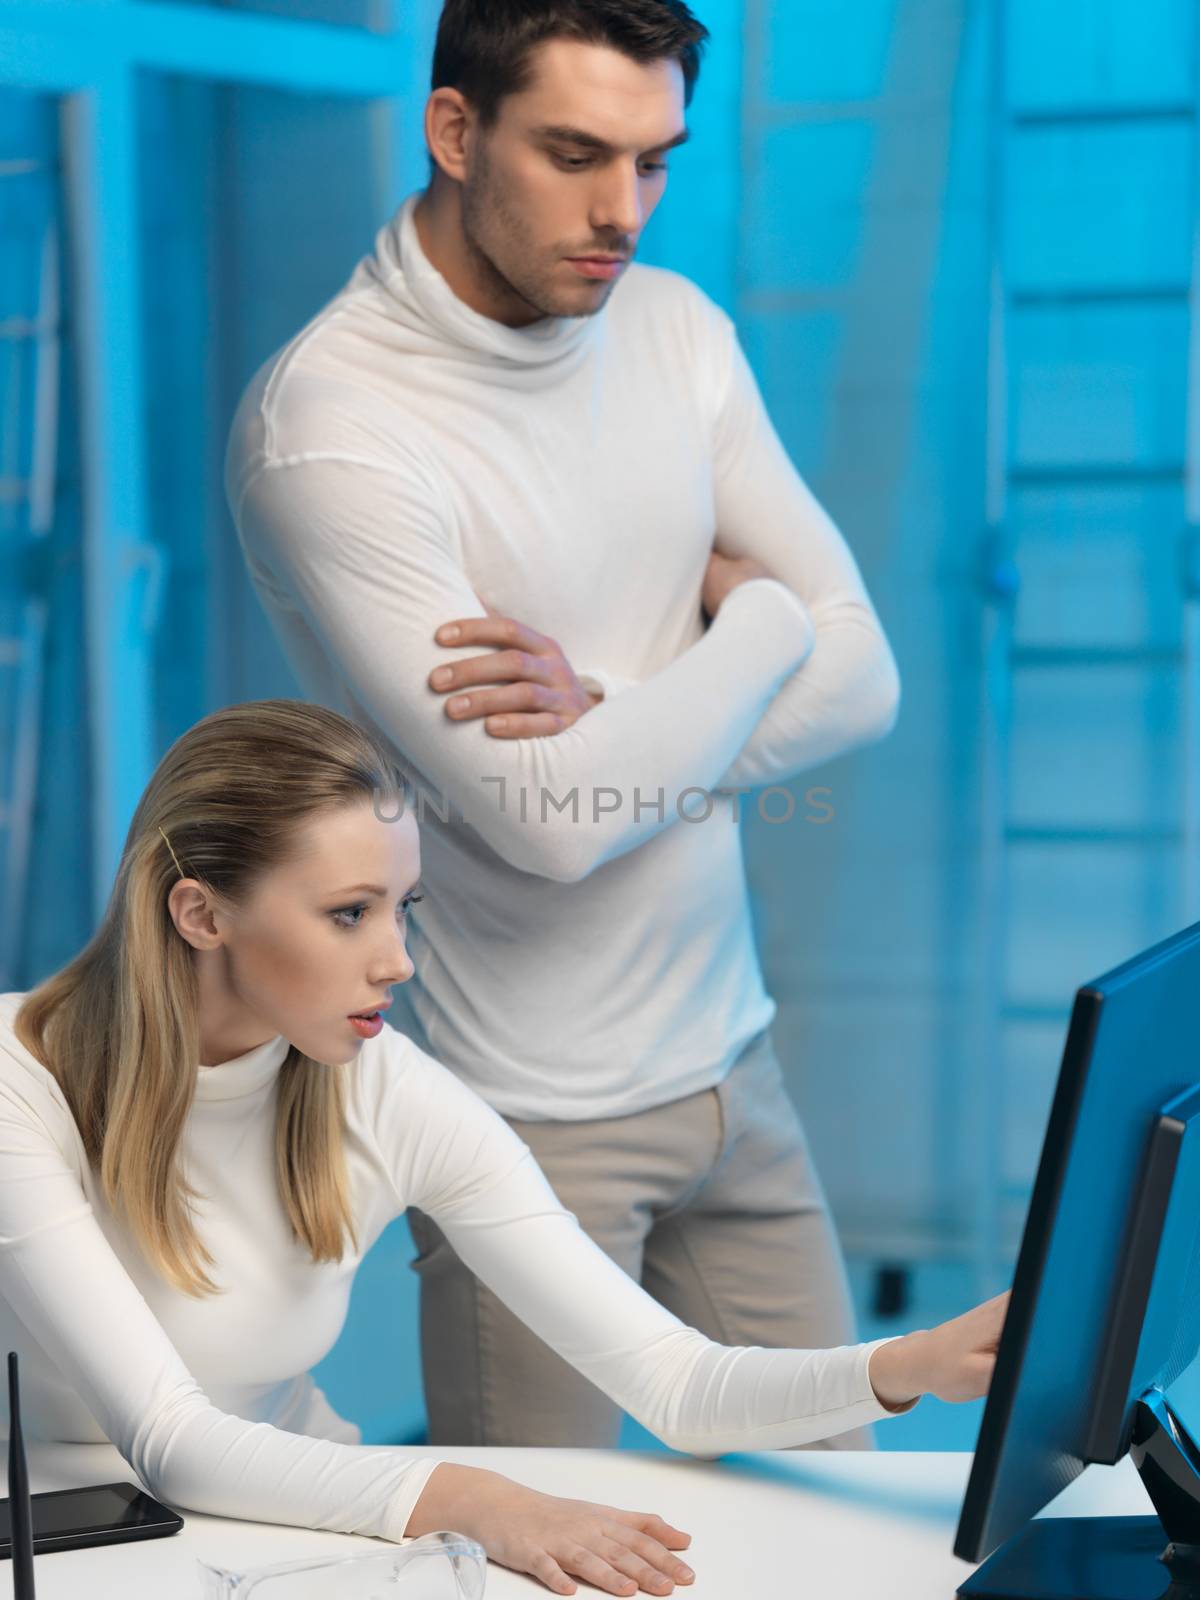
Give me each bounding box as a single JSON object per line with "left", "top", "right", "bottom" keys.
{"left": 225, "top": 192, "right": 899, "bottom": 1121}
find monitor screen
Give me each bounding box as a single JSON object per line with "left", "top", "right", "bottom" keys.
{"left": 956, "top": 919, "right": 1200, "bottom": 1566}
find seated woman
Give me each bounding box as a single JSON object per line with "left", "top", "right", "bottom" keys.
{"left": 1, "top": 699, "right": 1005, "bottom": 1598}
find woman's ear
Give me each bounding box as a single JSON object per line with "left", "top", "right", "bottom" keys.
{"left": 167, "top": 881, "right": 226, "bottom": 952}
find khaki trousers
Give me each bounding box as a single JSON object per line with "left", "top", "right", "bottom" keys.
{"left": 407, "top": 1027, "right": 873, "bottom": 1449}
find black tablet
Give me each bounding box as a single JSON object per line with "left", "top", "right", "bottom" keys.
{"left": 0, "top": 1480, "right": 183, "bottom": 1558}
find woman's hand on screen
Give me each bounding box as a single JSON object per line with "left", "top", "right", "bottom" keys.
{"left": 869, "top": 1290, "right": 1011, "bottom": 1410}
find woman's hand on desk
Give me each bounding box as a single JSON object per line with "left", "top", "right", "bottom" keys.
{"left": 406, "top": 1463, "right": 695, "bottom": 1595}
{"left": 868, "top": 1290, "right": 1011, "bottom": 1411}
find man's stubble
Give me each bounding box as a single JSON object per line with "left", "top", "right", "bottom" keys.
{"left": 460, "top": 137, "right": 620, "bottom": 322}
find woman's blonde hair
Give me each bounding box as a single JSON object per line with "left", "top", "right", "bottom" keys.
{"left": 14, "top": 699, "right": 408, "bottom": 1296}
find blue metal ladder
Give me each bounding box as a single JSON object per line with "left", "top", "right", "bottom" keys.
{"left": 0, "top": 98, "right": 61, "bottom": 989}
{"left": 973, "top": 0, "right": 1200, "bottom": 1294}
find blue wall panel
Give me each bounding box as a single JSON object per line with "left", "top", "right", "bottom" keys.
{"left": 765, "top": 0, "right": 905, "bottom": 104}
{"left": 1007, "top": 121, "right": 1191, "bottom": 293}
{"left": 1009, "top": 303, "right": 1189, "bottom": 470}
{"left": 1011, "top": 485, "right": 1184, "bottom": 651}
{"left": 1007, "top": 0, "right": 1193, "bottom": 110}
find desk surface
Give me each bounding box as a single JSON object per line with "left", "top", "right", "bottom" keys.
{"left": 0, "top": 1441, "right": 1154, "bottom": 1598}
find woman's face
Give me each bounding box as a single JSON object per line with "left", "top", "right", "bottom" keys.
{"left": 175, "top": 799, "right": 422, "bottom": 1066}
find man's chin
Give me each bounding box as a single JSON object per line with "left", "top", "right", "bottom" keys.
{"left": 545, "top": 281, "right": 619, "bottom": 320}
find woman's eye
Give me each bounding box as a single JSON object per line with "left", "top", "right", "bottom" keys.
{"left": 333, "top": 893, "right": 423, "bottom": 930}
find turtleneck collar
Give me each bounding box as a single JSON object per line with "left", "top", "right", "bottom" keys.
{"left": 367, "top": 191, "right": 600, "bottom": 377}
{"left": 196, "top": 1031, "right": 292, "bottom": 1103}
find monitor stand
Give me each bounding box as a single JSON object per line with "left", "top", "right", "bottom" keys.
{"left": 959, "top": 1388, "right": 1200, "bottom": 1599}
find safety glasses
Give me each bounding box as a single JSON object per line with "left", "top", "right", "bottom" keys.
{"left": 197, "top": 1528, "right": 487, "bottom": 1597}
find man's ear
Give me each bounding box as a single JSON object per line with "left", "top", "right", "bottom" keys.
{"left": 425, "top": 87, "right": 475, "bottom": 184}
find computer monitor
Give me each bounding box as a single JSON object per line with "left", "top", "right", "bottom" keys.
{"left": 955, "top": 919, "right": 1200, "bottom": 1600}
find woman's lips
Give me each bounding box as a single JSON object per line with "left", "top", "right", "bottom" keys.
{"left": 348, "top": 1012, "right": 384, "bottom": 1040}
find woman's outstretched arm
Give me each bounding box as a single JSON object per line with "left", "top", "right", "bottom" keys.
{"left": 370, "top": 1035, "right": 1004, "bottom": 1593}
{"left": 378, "top": 1036, "right": 1005, "bottom": 1457}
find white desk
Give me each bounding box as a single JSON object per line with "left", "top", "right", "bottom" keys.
{"left": 0, "top": 1440, "right": 1155, "bottom": 1597}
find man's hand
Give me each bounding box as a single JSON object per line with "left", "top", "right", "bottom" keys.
{"left": 429, "top": 612, "right": 601, "bottom": 739}
{"left": 702, "top": 552, "right": 774, "bottom": 620}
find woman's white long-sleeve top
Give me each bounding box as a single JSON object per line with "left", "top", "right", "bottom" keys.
{"left": 0, "top": 996, "right": 902, "bottom": 1542}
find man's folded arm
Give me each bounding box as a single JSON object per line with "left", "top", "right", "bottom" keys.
{"left": 705, "top": 321, "right": 901, "bottom": 793}
{"left": 234, "top": 453, "right": 815, "bottom": 883}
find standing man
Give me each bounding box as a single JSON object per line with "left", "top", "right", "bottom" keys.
{"left": 226, "top": 0, "right": 900, "bottom": 1449}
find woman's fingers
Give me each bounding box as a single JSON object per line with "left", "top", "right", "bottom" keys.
{"left": 494, "top": 1495, "right": 696, "bottom": 1595}
{"left": 928, "top": 1292, "right": 1010, "bottom": 1401}
{"left": 603, "top": 1525, "right": 695, "bottom": 1582}
{"left": 597, "top": 1533, "right": 693, "bottom": 1590}
{"left": 984, "top": 1289, "right": 1011, "bottom": 1334}
{"left": 613, "top": 1510, "right": 692, "bottom": 1548}
{"left": 527, "top": 1533, "right": 691, "bottom": 1597}
{"left": 527, "top": 1545, "right": 577, "bottom": 1594}
{"left": 560, "top": 1543, "right": 652, "bottom": 1595}
{"left": 966, "top": 1351, "right": 997, "bottom": 1399}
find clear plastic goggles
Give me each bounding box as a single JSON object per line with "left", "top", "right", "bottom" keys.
{"left": 196, "top": 1528, "right": 486, "bottom": 1597}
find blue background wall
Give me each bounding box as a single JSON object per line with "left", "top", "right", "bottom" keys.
{"left": 1, "top": 0, "right": 1195, "bottom": 1452}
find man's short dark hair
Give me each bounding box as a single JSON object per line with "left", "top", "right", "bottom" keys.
{"left": 432, "top": 0, "right": 710, "bottom": 124}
